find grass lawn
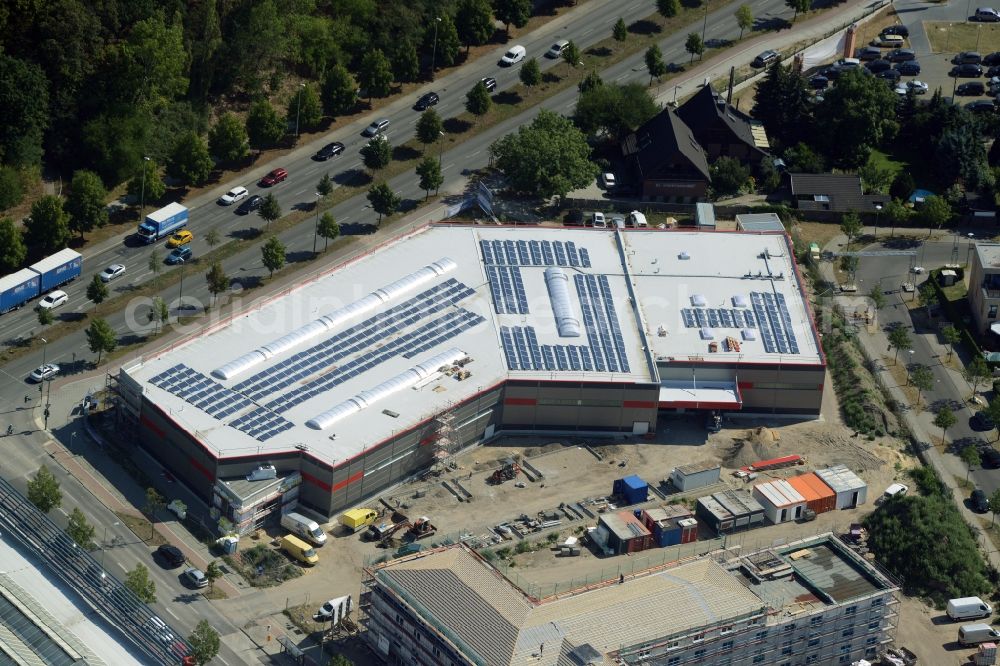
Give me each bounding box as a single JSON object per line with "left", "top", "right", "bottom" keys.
{"left": 924, "top": 21, "right": 1000, "bottom": 53}
{"left": 867, "top": 149, "right": 908, "bottom": 181}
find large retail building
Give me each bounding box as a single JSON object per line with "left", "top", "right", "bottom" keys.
{"left": 117, "top": 225, "right": 824, "bottom": 528}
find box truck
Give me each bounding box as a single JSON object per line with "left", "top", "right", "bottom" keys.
{"left": 30, "top": 248, "right": 82, "bottom": 292}
{"left": 280, "top": 534, "right": 318, "bottom": 566}
{"left": 947, "top": 596, "right": 992, "bottom": 620}
{"left": 138, "top": 203, "right": 188, "bottom": 243}
{"left": 0, "top": 268, "right": 42, "bottom": 313}
{"left": 281, "top": 512, "right": 327, "bottom": 546}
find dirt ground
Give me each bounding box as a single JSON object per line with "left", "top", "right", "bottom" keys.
{"left": 896, "top": 594, "right": 982, "bottom": 665}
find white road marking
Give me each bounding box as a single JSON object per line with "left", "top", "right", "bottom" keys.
{"left": 162, "top": 605, "right": 180, "bottom": 620}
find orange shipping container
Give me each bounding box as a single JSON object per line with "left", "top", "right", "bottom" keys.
{"left": 787, "top": 473, "right": 836, "bottom": 514}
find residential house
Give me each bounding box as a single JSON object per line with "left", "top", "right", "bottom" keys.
{"left": 675, "top": 86, "right": 770, "bottom": 165}
{"left": 788, "top": 173, "right": 887, "bottom": 213}
{"left": 620, "top": 109, "right": 711, "bottom": 203}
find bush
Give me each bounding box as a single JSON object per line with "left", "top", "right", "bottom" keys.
{"left": 515, "top": 540, "right": 532, "bottom": 554}
{"left": 908, "top": 464, "right": 946, "bottom": 497}
{"left": 0, "top": 166, "right": 24, "bottom": 210}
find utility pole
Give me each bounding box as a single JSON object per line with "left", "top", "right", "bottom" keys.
{"left": 430, "top": 17, "right": 442, "bottom": 77}
{"left": 312, "top": 192, "right": 321, "bottom": 255}
{"left": 295, "top": 83, "right": 306, "bottom": 138}
{"left": 139, "top": 155, "right": 150, "bottom": 221}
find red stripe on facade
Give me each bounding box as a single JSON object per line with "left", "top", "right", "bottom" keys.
{"left": 140, "top": 414, "right": 165, "bottom": 438}
{"left": 302, "top": 470, "right": 333, "bottom": 492}
{"left": 188, "top": 456, "right": 213, "bottom": 481}
{"left": 622, "top": 400, "right": 657, "bottom": 409}
{"left": 738, "top": 381, "right": 754, "bottom": 389}
{"left": 420, "top": 432, "right": 442, "bottom": 446}
{"left": 659, "top": 401, "right": 743, "bottom": 410}
{"left": 504, "top": 397, "right": 537, "bottom": 406}
{"left": 331, "top": 470, "right": 364, "bottom": 492}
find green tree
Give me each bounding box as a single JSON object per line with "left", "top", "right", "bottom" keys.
{"left": 0, "top": 165, "right": 25, "bottom": 210}
{"left": 328, "top": 655, "right": 354, "bottom": 666}
{"left": 573, "top": 83, "right": 660, "bottom": 141}
{"left": 942, "top": 325, "right": 961, "bottom": 359}
{"left": 85, "top": 317, "right": 117, "bottom": 364}
{"left": 753, "top": 63, "right": 815, "bottom": 150}
{"left": 67, "top": 507, "right": 96, "bottom": 550}
{"left": 391, "top": 40, "right": 421, "bottom": 84}
{"left": 456, "top": 0, "right": 495, "bottom": 52}
{"left": 86, "top": 275, "right": 109, "bottom": 309}
{"left": 868, "top": 285, "right": 887, "bottom": 310}
{"left": 965, "top": 355, "right": 992, "bottom": 397}
{"left": 520, "top": 58, "right": 542, "bottom": 86}
{"left": 0, "top": 54, "right": 49, "bottom": 167}
{"left": 424, "top": 15, "right": 461, "bottom": 69}
{"left": 917, "top": 196, "right": 951, "bottom": 237}
{"left": 358, "top": 49, "right": 394, "bottom": 100}
{"left": 864, "top": 494, "right": 990, "bottom": 603}
{"left": 562, "top": 40, "right": 582, "bottom": 67}
{"left": 187, "top": 0, "right": 223, "bottom": 101}
{"left": 685, "top": 33, "right": 705, "bottom": 63}
{"left": 205, "top": 229, "right": 221, "bottom": 249}
{"left": 495, "top": 0, "right": 532, "bottom": 36}
{"left": 416, "top": 109, "right": 444, "bottom": 150}
{"left": 258, "top": 193, "right": 281, "bottom": 231}
{"left": 887, "top": 326, "right": 911, "bottom": 364}
{"left": 416, "top": 156, "right": 444, "bottom": 198}
{"left": 960, "top": 441, "right": 981, "bottom": 470}
{"left": 578, "top": 70, "right": 604, "bottom": 94}
{"left": 167, "top": 132, "right": 213, "bottom": 186}
{"left": 246, "top": 100, "right": 285, "bottom": 151}
{"left": 289, "top": 84, "right": 323, "bottom": 132}
{"left": 368, "top": 181, "right": 401, "bottom": 224}
{"left": 840, "top": 212, "right": 862, "bottom": 249}
{"left": 25, "top": 196, "right": 70, "bottom": 253}
{"left": 613, "top": 18, "right": 628, "bottom": 44}
{"left": 645, "top": 45, "right": 667, "bottom": 84}
{"left": 188, "top": 621, "right": 221, "bottom": 665}
{"left": 205, "top": 561, "right": 223, "bottom": 592}
{"left": 711, "top": 157, "right": 750, "bottom": 195}
{"left": 657, "top": 0, "right": 680, "bottom": 18}
{"left": 205, "top": 261, "right": 228, "bottom": 307}
{"left": 859, "top": 162, "right": 892, "bottom": 195}
{"left": 125, "top": 563, "right": 157, "bottom": 604}
{"left": 0, "top": 217, "right": 27, "bottom": 273}
{"left": 911, "top": 365, "right": 933, "bottom": 407}
{"left": 148, "top": 296, "right": 168, "bottom": 334}
{"left": 321, "top": 65, "right": 358, "bottom": 116}
{"left": 317, "top": 173, "right": 334, "bottom": 199}
{"left": 883, "top": 198, "right": 910, "bottom": 236}
{"left": 990, "top": 489, "right": 1000, "bottom": 524}
{"left": 126, "top": 159, "right": 166, "bottom": 205}
{"left": 361, "top": 136, "right": 392, "bottom": 173}
{"left": 148, "top": 251, "right": 163, "bottom": 287}
{"left": 109, "top": 13, "right": 189, "bottom": 105}
{"left": 37, "top": 307, "right": 54, "bottom": 327}
{"left": 736, "top": 5, "right": 754, "bottom": 38}
{"left": 261, "top": 236, "right": 286, "bottom": 278}
{"left": 466, "top": 81, "right": 493, "bottom": 117}
{"left": 985, "top": 396, "right": 1000, "bottom": 442}
{"left": 26, "top": 466, "right": 61, "bottom": 513}
{"left": 787, "top": 0, "right": 810, "bottom": 20}
{"left": 890, "top": 171, "right": 915, "bottom": 201}
{"left": 491, "top": 109, "right": 596, "bottom": 199}
{"left": 317, "top": 212, "right": 340, "bottom": 252}
{"left": 209, "top": 113, "right": 249, "bottom": 163}
{"left": 815, "top": 69, "right": 899, "bottom": 168}
{"left": 66, "top": 170, "right": 108, "bottom": 238}
{"left": 143, "top": 487, "right": 165, "bottom": 533}
{"left": 918, "top": 282, "right": 938, "bottom": 317}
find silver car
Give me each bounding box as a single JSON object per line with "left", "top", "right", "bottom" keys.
{"left": 99, "top": 264, "right": 126, "bottom": 282}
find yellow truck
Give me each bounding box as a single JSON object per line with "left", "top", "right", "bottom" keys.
{"left": 281, "top": 534, "right": 318, "bottom": 566}
{"left": 340, "top": 508, "right": 379, "bottom": 533}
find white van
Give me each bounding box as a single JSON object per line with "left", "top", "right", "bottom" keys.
{"left": 948, "top": 597, "right": 993, "bottom": 621}
{"left": 959, "top": 623, "right": 1000, "bottom": 644}
{"left": 281, "top": 511, "right": 327, "bottom": 546}
{"left": 627, "top": 211, "right": 649, "bottom": 228}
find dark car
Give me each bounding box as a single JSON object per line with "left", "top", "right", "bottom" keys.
{"left": 877, "top": 69, "right": 901, "bottom": 82}
{"left": 751, "top": 49, "right": 780, "bottom": 68}
{"left": 967, "top": 99, "right": 996, "bottom": 113}
{"left": 165, "top": 247, "right": 192, "bottom": 265}
{"left": 259, "top": 167, "right": 288, "bottom": 186}
{"left": 895, "top": 60, "right": 921, "bottom": 75}
{"left": 953, "top": 63, "right": 985, "bottom": 77}
{"left": 313, "top": 142, "right": 344, "bottom": 161}
{"left": 985, "top": 51, "right": 1000, "bottom": 65}
{"left": 563, "top": 209, "right": 584, "bottom": 226}
{"left": 414, "top": 91, "right": 440, "bottom": 110}
{"left": 955, "top": 51, "right": 983, "bottom": 64}
{"left": 236, "top": 194, "right": 263, "bottom": 215}
{"left": 957, "top": 81, "right": 986, "bottom": 95}
{"left": 982, "top": 446, "right": 1000, "bottom": 469}
{"left": 881, "top": 25, "right": 910, "bottom": 38}
{"left": 856, "top": 46, "right": 883, "bottom": 61}
{"left": 866, "top": 59, "right": 892, "bottom": 73}
{"left": 156, "top": 544, "right": 186, "bottom": 567}
{"left": 480, "top": 77, "right": 497, "bottom": 92}
{"left": 972, "top": 410, "right": 996, "bottom": 430}
{"left": 972, "top": 488, "right": 990, "bottom": 513}
{"left": 988, "top": 65, "right": 1000, "bottom": 77}
{"left": 887, "top": 48, "right": 916, "bottom": 62}
{"left": 809, "top": 75, "right": 829, "bottom": 89}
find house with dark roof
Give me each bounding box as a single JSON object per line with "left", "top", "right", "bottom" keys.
{"left": 676, "top": 86, "right": 771, "bottom": 165}
{"left": 789, "top": 173, "right": 888, "bottom": 213}
{"left": 621, "top": 109, "right": 711, "bottom": 203}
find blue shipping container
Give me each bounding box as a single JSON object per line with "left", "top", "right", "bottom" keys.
{"left": 613, "top": 475, "right": 648, "bottom": 505}
{"left": 29, "top": 248, "right": 83, "bottom": 292}
{"left": 0, "top": 269, "right": 42, "bottom": 313}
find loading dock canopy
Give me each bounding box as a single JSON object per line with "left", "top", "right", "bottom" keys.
{"left": 658, "top": 380, "right": 741, "bottom": 410}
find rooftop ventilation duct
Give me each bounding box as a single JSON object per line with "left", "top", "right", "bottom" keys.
{"left": 212, "top": 258, "right": 457, "bottom": 380}
{"left": 543, "top": 268, "right": 581, "bottom": 338}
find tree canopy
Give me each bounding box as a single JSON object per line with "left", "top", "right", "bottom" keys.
{"left": 574, "top": 83, "right": 659, "bottom": 140}
{"left": 814, "top": 69, "right": 899, "bottom": 168}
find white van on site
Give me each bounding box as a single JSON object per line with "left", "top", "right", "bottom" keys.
{"left": 281, "top": 511, "right": 328, "bottom": 546}
{"left": 871, "top": 33, "right": 905, "bottom": 48}
{"left": 959, "top": 623, "right": 1000, "bottom": 645}
{"left": 948, "top": 597, "right": 993, "bottom": 621}
{"left": 627, "top": 211, "right": 649, "bottom": 228}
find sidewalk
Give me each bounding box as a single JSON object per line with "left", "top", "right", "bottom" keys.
{"left": 819, "top": 232, "right": 1000, "bottom": 573}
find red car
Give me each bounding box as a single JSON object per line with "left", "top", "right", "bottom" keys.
{"left": 259, "top": 168, "right": 288, "bottom": 186}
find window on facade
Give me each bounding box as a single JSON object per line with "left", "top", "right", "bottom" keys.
{"left": 868, "top": 621, "right": 880, "bottom": 630}
{"left": 808, "top": 638, "right": 821, "bottom": 647}
{"left": 842, "top": 628, "right": 855, "bottom": 638}
{"left": 871, "top": 598, "right": 884, "bottom": 607}
{"left": 694, "top": 649, "right": 706, "bottom": 659}
{"left": 806, "top": 655, "right": 819, "bottom": 664}
{"left": 839, "top": 656, "right": 852, "bottom": 664}
{"left": 722, "top": 641, "right": 734, "bottom": 651}
{"left": 756, "top": 630, "right": 768, "bottom": 640}
{"left": 990, "top": 305, "right": 998, "bottom": 319}
{"left": 720, "top": 625, "right": 733, "bottom": 634}
{"left": 811, "top": 615, "right": 823, "bottom": 626}
{"left": 782, "top": 646, "right": 793, "bottom": 655}
{"left": 692, "top": 632, "right": 705, "bottom": 642}
{"left": 784, "top": 623, "right": 796, "bottom": 632}
{"left": 845, "top": 605, "right": 857, "bottom": 616}
{"left": 867, "top": 636, "right": 879, "bottom": 646}
{"left": 668, "top": 657, "right": 681, "bottom": 666}
{"left": 667, "top": 640, "right": 680, "bottom": 650}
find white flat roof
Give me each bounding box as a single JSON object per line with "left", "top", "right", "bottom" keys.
{"left": 124, "top": 226, "right": 820, "bottom": 464}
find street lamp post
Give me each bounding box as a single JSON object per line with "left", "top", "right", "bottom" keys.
{"left": 968, "top": 232, "right": 976, "bottom": 266}
{"left": 138, "top": 155, "right": 151, "bottom": 222}
{"left": 101, "top": 521, "right": 121, "bottom": 569}
{"left": 701, "top": 2, "right": 709, "bottom": 51}
{"left": 295, "top": 83, "right": 306, "bottom": 138}
{"left": 178, "top": 263, "right": 185, "bottom": 311}
{"left": 312, "top": 192, "right": 321, "bottom": 255}
{"left": 430, "top": 17, "right": 442, "bottom": 77}
{"left": 873, "top": 204, "right": 882, "bottom": 239}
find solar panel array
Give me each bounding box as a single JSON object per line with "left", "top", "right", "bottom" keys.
{"left": 680, "top": 308, "right": 757, "bottom": 329}
{"left": 486, "top": 265, "right": 528, "bottom": 314}
{"left": 751, "top": 291, "right": 800, "bottom": 354}
{"left": 229, "top": 407, "right": 295, "bottom": 441}
{"left": 149, "top": 363, "right": 254, "bottom": 420}
{"left": 574, "top": 274, "right": 630, "bottom": 373}
{"left": 479, "top": 239, "right": 591, "bottom": 268}
{"left": 500, "top": 326, "right": 596, "bottom": 371}
{"left": 234, "top": 279, "right": 474, "bottom": 400}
